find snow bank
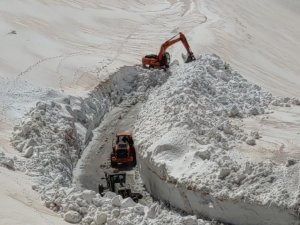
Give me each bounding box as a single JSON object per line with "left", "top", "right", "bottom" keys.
{"left": 11, "top": 66, "right": 169, "bottom": 191}
{"left": 135, "top": 54, "right": 300, "bottom": 225}
{"left": 42, "top": 186, "right": 210, "bottom": 225}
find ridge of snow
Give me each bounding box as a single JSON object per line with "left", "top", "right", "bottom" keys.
{"left": 135, "top": 54, "right": 300, "bottom": 224}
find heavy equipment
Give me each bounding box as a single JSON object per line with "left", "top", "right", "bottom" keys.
{"left": 98, "top": 171, "right": 142, "bottom": 202}
{"left": 142, "top": 32, "right": 196, "bottom": 69}
{"left": 111, "top": 132, "right": 136, "bottom": 168}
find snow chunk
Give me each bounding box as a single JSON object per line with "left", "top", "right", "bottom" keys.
{"left": 94, "top": 211, "right": 107, "bottom": 225}
{"left": 246, "top": 138, "right": 256, "bottom": 146}
{"left": 181, "top": 215, "right": 198, "bottom": 225}
{"left": 22, "top": 138, "right": 37, "bottom": 152}
{"left": 111, "top": 208, "right": 120, "bottom": 218}
{"left": 286, "top": 158, "right": 297, "bottom": 167}
{"left": 121, "top": 197, "right": 136, "bottom": 208}
{"left": 1, "top": 158, "right": 15, "bottom": 170}
{"left": 194, "top": 150, "right": 211, "bottom": 160}
{"left": 104, "top": 192, "right": 117, "bottom": 199}
{"left": 228, "top": 105, "right": 241, "bottom": 117}
{"left": 23, "top": 146, "right": 34, "bottom": 158}
{"left": 111, "top": 195, "right": 122, "bottom": 207}
{"left": 146, "top": 203, "right": 159, "bottom": 219}
{"left": 133, "top": 204, "right": 145, "bottom": 215}
{"left": 64, "top": 210, "right": 82, "bottom": 224}
{"left": 81, "top": 189, "right": 96, "bottom": 204}
{"left": 218, "top": 168, "right": 231, "bottom": 180}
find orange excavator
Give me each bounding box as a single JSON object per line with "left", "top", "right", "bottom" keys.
{"left": 142, "top": 32, "right": 196, "bottom": 69}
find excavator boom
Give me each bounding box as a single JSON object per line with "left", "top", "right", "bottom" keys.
{"left": 142, "top": 32, "right": 195, "bottom": 69}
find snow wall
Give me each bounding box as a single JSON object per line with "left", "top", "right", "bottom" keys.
{"left": 139, "top": 159, "right": 300, "bottom": 225}
{"left": 134, "top": 55, "right": 300, "bottom": 225}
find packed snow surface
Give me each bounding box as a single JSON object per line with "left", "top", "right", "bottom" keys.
{"left": 0, "top": 0, "right": 206, "bottom": 94}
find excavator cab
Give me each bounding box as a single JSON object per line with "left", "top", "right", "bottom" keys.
{"left": 162, "top": 52, "right": 171, "bottom": 68}
{"left": 143, "top": 52, "right": 170, "bottom": 69}
{"left": 142, "top": 32, "right": 195, "bottom": 69}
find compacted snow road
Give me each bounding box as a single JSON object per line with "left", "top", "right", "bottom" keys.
{"left": 73, "top": 104, "right": 141, "bottom": 191}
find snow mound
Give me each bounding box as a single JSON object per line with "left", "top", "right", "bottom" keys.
{"left": 10, "top": 66, "right": 212, "bottom": 224}
{"left": 0, "top": 152, "right": 15, "bottom": 170}
{"left": 11, "top": 66, "right": 169, "bottom": 192}
{"left": 135, "top": 54, "right": 300, "bottom": 225}
{"left": 42, "top": 186, "right": 213, "bottom": 225}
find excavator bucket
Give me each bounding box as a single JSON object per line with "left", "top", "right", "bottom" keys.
{"left": 182, "top": 53, "right": 196, "bottom": 63}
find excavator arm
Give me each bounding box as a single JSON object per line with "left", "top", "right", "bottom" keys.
{"left": 158, "top": 32, "right": 195, "bottom": 62}
{"left": 142, "top": 32, "right": 195, "bottom": 69}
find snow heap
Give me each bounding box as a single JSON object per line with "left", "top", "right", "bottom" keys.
{"left": 43, "top": 186, "right": 214, "bottom": 225}
{"left": 11, "top": 100, "right": 82, "bottom": 191}
{"left": 135, "top": 54, "right": 300, "bottom": 224}
{"left": 0, "top": 151, "right": 15, "bottom": 170}
{"left": 10, "top": 66, "right": 169, "bottom": 192}
{"left": 9, "top": 66, "right": 216, "bottom": 225}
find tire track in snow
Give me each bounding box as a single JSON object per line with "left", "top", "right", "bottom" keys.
{"left": 16, "top": 55, "right": 64, "bottom": 81}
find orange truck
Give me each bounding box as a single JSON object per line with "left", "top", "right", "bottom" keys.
{"left": 111, "top": 132, "right": 137, "bottom": 168}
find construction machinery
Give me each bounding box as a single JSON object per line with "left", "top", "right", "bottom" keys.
{"left": 98, "top": 171, "right": 142, "bottom": 202}
{"left": 142, "top": 32, "right": 196, "bottom": 69}
{"left": 111, "top": 132, "right": 136, "bottom": 168}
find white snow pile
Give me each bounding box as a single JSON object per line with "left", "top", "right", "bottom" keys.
{"left": 10, "top": 66, "right": 217, "bottom": 224}
{"left": 0, "top": 151, "right": 15, "bottom": 170}
{"left": 11, "top": 66, "right": 169, "bottom": 192}
{"left": 11, "top": 100, "right": 82, "bottom": 190}
{"left": 42, "top": 186, "right": 216, "bottom": 225}
{"left": 135, "top": 54, "right": 300, "bottom": 224}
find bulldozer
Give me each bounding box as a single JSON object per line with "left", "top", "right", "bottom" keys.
{"left": 98, "top": 171, "right": 142, "bottom": 202}
{"left": 142, "top": 32, "right": 196, "bottom": 69}
{"left": 110, "top": 132, "right": 136, "bottom": 168}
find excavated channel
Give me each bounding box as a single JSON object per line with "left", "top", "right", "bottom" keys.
{"left": 71, "top": 66, "right": 171, "bottom": 200}
{"left": 72, "top": 64, "right": 299, "bottom": 225}
{"left": 13, "top": 62, "right": 299, "bottom": 225}
{"left": 13, "top": 65, "right": 218, "bottom": 225}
